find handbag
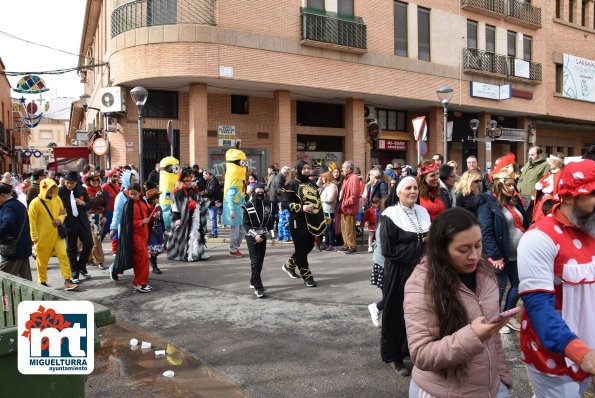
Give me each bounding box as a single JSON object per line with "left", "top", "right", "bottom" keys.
{"left": 40, "top": 200, "right": 68, "bottom": 239}
{"left": 0, "top": 208, "right": 26, "bottom": 257}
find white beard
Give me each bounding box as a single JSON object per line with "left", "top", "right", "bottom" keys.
{"left": 569, "top": 206, "right": 595, "bottom": 238}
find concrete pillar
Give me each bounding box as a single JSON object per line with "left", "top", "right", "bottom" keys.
{"left": 478, "top": 112, "right": 491, "bottom": 171}
{"left": 344, "top": 98, "right": 366, "bottom": 172}
{"left": 428, "top": 107, "right": 443, "bottom": 163}
{"left": 407, "top": 4, "right": 418, "bottom": 60}
{"left": 188, "top": 83, "right": 208, "bottom": 166}
{"left": 273, "top": 90, "right": 292, "bottom": 167}
{"left": 518, "top": 117, "right": 531, "bottom": 165}
{"left": 477, "top": 22, "right": 486, "bottom": 51}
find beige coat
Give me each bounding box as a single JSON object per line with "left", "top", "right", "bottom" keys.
{"left": 404, "top": 259, "right": 512, "bottom": 398}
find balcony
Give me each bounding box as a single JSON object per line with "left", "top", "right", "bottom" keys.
{"left": 463, "top": 48, "right": 542, "bottom": 82}
{"left": 111, "top": 0, "right": 216, "bottom": 38}
{"left": 461, "top": 0, "right": 505, "bottom": 18}
{"left": 0, "top": 121, "right": 4, "bottom": 146}
{"left": 300, "top": 8, "right": 367, "bottom": 54}
{"left": 506, "top": 0, "right": 541, "bottom": 28}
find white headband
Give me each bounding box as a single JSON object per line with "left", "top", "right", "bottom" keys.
{"left": 396, "top": 176, "right": 416, "bottom": 195}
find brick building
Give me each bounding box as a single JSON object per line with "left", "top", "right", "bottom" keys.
{"left": 72, "top": 0, "right": 595, "bottom": 180}
{"left": 0, "top": 58, "right": 15, "bottom": 172}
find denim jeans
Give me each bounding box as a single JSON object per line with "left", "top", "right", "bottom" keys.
{"left": 208, "top": 205, "right": 218, "bottom": 236}
{"left": 496, "top": 260, "right": 519, "bottom": 311}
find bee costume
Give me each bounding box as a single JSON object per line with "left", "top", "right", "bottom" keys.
{"left": 280, "top": 160, "right": 326, "bottom": 287}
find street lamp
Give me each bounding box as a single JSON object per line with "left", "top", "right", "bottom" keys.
{"left": 130, "top": 86, "right": 148, "bottom": 186}
{"left": 469, "top": 119, "right": 480, "bottom": 140}
{"left": 437, "top": 85, "right": 454, "bottom": 163}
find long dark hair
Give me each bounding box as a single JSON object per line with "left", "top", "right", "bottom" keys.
{"left": 425, "top": 207, "right": 481, "bottom": 383}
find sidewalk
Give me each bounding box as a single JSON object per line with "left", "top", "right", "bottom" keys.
{"left": 35, "top": 233, "right": 558, "bottom": 398}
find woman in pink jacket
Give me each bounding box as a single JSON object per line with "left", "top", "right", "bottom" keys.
{"left": 404, "top": 208, "right": 513, "bottom": 397}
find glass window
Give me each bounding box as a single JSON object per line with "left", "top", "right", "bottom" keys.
{"left": 143, "top": 90, "right": 179, "bottom": 118}
{"left": 555, "top": 0, "right": 561, "bottom": 18}
{"left": 581, "top": 0, "right": 587, "bottom": 26}
{"left": 418, "top": 7, "right": 430, "bottom": 61}
{"left": 555, "top": 64, "right": 563, "bottom": 93}
{"left": 296, "top": 101, "right": 344, "bottom": 128}
{"left": 338, "top": 0, "right": 353, "bottom": 15}
{"left": 569, "top": 0, "right": 575, "bottom": 23}
{"left": 523, "top": 35, "right": 532, "bottom": 61}
{"left": 507, "top": 31, "right": 516, "bottom": 57}
{"left": 307, "top": 0, "right": 324, "bottom": 10}
{"left": 485, "top": 25, "right": 496, "bottom": 53}
{"left": 394, "top": 1, "right": 408, "bottom": 57}
{"left": 467, "top": 20, "right": 478, "bottom": 49}
{"left": 377, "top": 109, "right": 407, "bottom": 132}
{"left": 231, "top": 95, "right": 249, "bottom": 115}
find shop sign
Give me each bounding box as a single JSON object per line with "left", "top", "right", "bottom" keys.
{"left": 470, "top": 81, "right": 511, "bottom": 100}
{"left": 563, "top": 54, "right": 595, "bottom": 103}
{"left": 92, "top": 138, "right": 108, "bottom": 156}
{"left": 217, "top": 125, "right": 236, "bottom": 147}
{"left": 376, "top": 140, "right": 407, "bottom": 151}
{"left": 514, "top": 59, "right": 530, "bottom": 79}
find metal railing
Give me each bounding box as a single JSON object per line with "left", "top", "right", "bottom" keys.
{"left": 464, "top": 48, "right": 542, "bottom": 81}
{"left": 0, "top": 121, "right": 4, "bottom": 146}
{"left": 301, "top": 9, "right": 367, "bottom": 50}
{"left": 507, "top": 0, "right": 541, "bottom": 27}
{"left": 461, "top": 0, "right": 505, "bottom": 14}
{"left": 111, "top": 0, "right": 216, "bottom": 38}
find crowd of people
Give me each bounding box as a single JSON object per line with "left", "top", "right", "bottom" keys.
{"left": 0, "top": 144, "right": 594, "bottom": 397}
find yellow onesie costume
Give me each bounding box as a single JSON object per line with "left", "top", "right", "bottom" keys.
{"left": 27, "top": 178, "right": 73, "bottom": 284}
{"left": 159, "top": 156, "right": 181, "bottom": 229}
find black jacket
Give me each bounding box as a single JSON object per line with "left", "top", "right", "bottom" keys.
{"left": 203, "top": 177, "right": 222, "bottom": 202}
{"left": 58, "top": 184, "right": 91, "bottom": 230}
{"left": 114, "top": 197, "right": 135, "bottom": 273}
{"left": 0, "top": 198, "right": 32, "bottom": 259}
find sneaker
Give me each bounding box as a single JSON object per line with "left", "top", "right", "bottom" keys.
{"left": 499, "top": 325, "right": 511, "bottom": 334}
{"left": 64, "top": 282, "right": 79, "bottom": 291}
{"left": 71, "top": 278, "right": 81, "bottom": 284}
{"left": 80, "top": 271, "right": 92, "bottom": 280}
{"left": 344, "top": 248, "right": 357, "bottom": 255}
{"left": 40, "top": 282, "right": 49, "bottom": 287}
{"left": 135, "top": 285, "right": 152, "bottom": 293}
{"left": 337, "top": 247, "right": 349, "bottom": 253}
{"left": 97, "top": 263, "right": 105, "bottom": 270}
{"left": 229, "top": 251, "right": 243, "bottom": 257}
{"left": 507, "top": 317, "right": 521, "bottom": 332}
{"left": 110, "top": 272, "right": 119, "bottom": 281}
{"left": 304, "top": 278, "right": 317, "bottom": 287}
{"left": 367, "top": 246, "right": 374, "bottom": 253}
{"left": 368, "top": 303, "right": 381, "bottom": 327}
{"left": 208, "top": 234, "right": 218, "bottom": 238}
{"left": 281, "top": 264, "right": 300, "bottom": 279}
{"left": 325, "top": 245, "right": 336, "bottom": 252}
{"left": 254, "top": 289, "right": 266, "bottom": 298}
{"left": 249, "top": 284, "right": 266, "bottom": 291}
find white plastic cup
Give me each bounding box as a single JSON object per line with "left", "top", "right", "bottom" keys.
{"left": 163, "top": 370, "right": 174, "bottom": 378}
{"left": 155, "top": 350, "right": 166, "bottom": 358}
{"left": 130, "top": 338, "right": 138, "bottom": 346}
{"left": 141, "top": 341, "right": 151, "bottom": 349}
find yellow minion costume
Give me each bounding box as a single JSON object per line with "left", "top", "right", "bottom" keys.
{"left": 222, "top": 148, "right": 248, "bottom": 227}
{"left": 27, "top": 178, "right": 73, "bottom": 284}
{"left": 159, "top": 156, "right": 181, "bottom": 229}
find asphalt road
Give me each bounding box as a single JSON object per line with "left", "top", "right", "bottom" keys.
{"left": 35, "top": 235, "right": 579, "bottom": 398}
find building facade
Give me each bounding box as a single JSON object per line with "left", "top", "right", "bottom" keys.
{"left": 73, "top": 0, "right": 595, "bottom": 179}
{"left": 0, "top": 58, "right": 15, "bottom": 172}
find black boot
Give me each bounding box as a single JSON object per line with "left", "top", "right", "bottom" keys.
{"left": 151, "top": 256, "right": 162, "bottom": 274}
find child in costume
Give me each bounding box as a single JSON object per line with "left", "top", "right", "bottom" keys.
{"left": 277, "top": 208, "right": 291, "bottom": 241}
{"left": 359, "top": 197, "right": 381, "bottom": 253}
{"left": 146, "top": 188, "right": 165, "bottom": 273}
{"left": 222, "top": 148, "right": 248, "bottom": 257}
{"left": 159, "top": 156, "right": 181, "bottom": 230}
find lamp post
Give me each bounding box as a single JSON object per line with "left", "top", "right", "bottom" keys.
{"left": 130, "top": 86, "right": 148, "bottom": 186}
{"left": 436, "top": 86, "right": 454, "bottom": 163}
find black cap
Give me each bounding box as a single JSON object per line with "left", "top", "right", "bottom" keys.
{"left": 0, "top": 182, "right": 12, "bottom": 194}
{"left": 32, "top": 169, "right": 46, "bottom": 179}
{"left": 64, "top": 171, "right": 79, "bottom": 182}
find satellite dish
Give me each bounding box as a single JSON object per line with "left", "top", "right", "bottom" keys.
{"left": 101, "top": 92, "right": 115, "bottom": 108}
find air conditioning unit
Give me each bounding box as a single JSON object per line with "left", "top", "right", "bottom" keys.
{"left": 364, "top": 105, "right": 376, "bottom": 121}
{"left": 100, "top": 87, "right": 126, "bottom": 113}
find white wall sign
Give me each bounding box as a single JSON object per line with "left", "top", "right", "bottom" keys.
{"left": 217, "top": 125, "right": 236, "bottom": 147}
{"left": 219, "top": 66, "right": 234, "bottom": 78}
{"left": 514, "top": 59, "right": 530, "bottom": 79}
{"left": 563, "top": 54, "right": 595, "bottom": 103}
{"left": 470, "top": 81, "right": 512, "bottom": 100}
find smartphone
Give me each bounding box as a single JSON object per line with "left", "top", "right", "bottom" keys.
{"left": 488, "top": 307, "right": 521, "bottom": 324}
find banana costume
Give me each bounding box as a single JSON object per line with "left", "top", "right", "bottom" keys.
{"left": 222, "top": 148, "right": 248, "bottom": 227}
{"left": 159, "top": 156, "right": 181, "bottom": 229}
{"left": 27, "top": 178, "right": 73, "bottom": 283}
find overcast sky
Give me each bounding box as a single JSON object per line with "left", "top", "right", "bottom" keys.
{"left": 0, "top": 1, "right": 87, "bottom": 100}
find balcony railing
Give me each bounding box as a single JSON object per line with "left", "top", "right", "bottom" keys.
{"left": 507, "top": 0, "right": 541, "bottom": 28}
{"left": 111, "top": 0, "right": 216, "bottom": 38}
{"left": 461, "top": 0, "right": 505, "bottom": 16}
{"left": 0, "top": 121, "right": 4, "bottom": 146}
{"left": 463, "top": 48, "right": 542, "bottom": 82}
{"left": 300, "top": 8, "right": 367, "bottom": 51}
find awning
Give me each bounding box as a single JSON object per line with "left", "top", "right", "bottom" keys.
{"left": 53, "top": 146, "right": 90, "bottom": 159}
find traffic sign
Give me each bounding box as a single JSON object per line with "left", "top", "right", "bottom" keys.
{"left": 412, "top": 116, "right": 427, "bottom": 141}
{"left": 417, "top": 141, "right": 428, "bottom": 156}
{"left": 93, "top": 138, "right": 108, "bottom": 156}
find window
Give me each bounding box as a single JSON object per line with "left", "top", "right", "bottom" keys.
{"left": 467, "top": 20, "right": 478, "bottom": 49}
{"left": 555, "top": 63, "right": 563, "bottom": 93}
{"left": 485, "top": 25, "right": 496, "bottom": 53}
{"left": 307, "top": 0, "right": 324, "bottom": 10}
{"left": 338, "top": 0, "right": 353, "bottom": 15}
{"left": 523, "top": 35, "right": 532, "bottom": 61}
{"left": 507, "top": 31, "right": 516, "bottom": 57}
{"left": 39, "top": 131, "right": 53, "bottom": 139}
{"left": 143, "top": 90, "right": 178, "bottom": 118}
{"left": 377, "top": 109, "right": 407, "bottom": 131}
{"left": 394, "top": 1, "right": 408, "bottom": 57}
{"left": 581, "top": 0, "right": 587, "bottom": 26}
{"left": 296, "top": 101, "right": 344, "bottom": 128}
{"left": 417, "top": 7, "right": 430, "bottom": 61}
{"left": 555, "top": 0, "right": 561, "bottom": 18}
{"left": 231, "top": 95, "right": 249, "bottom": 115}
{"left": 569, "top": 0, "right": 575, "bottom": 23}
